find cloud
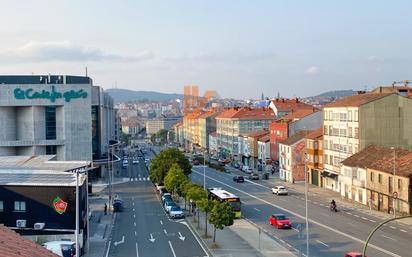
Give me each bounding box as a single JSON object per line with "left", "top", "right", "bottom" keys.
{"left": 0, "top": 41, "right": 153, "bottom": 62}
{"left": 305, "top": 66, "right": 319, "bottom": 75}
{"left": 166, "top": 52, "right": 276, "bottom": 64}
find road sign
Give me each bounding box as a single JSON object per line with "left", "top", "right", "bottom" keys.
{"left": 393, "top": 192, "right": 398, "bottom": 199}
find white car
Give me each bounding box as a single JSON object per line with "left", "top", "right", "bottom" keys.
{"left": 132, "top": 159, "right": 139, "bottom": 164}
{"left": 164, "top": 201, "right": 176, "bottom": 213}
{"left": 169, "top": 206, "right": 184, "bottom": 219}
{"left": 43, "top": 241, "right": 76, "bottom": 257}
{"left": 122, "top": 159, "right": 128, "bottom": 167}
{"left": 272, "top": 185, "right": 288, "bottom": 195}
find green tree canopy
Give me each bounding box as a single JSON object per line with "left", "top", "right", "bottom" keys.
{"left": 197, "top": 198, "right": 214, "bottom": 237}
{"left": 208, "top": 201, "right": 235, "bottom": 243}
{"left": 164, "top": 164, "right": 188, "bottom": 196}
{"left": 149, "top": 148, "right": 192, "bottom": 183}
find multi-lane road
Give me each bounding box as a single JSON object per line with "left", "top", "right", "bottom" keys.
{"left": 190, "top": 165, "right": 412, "bottom": 257}
{"left": 107, "top": 148, "right": 208, "bottom": 257}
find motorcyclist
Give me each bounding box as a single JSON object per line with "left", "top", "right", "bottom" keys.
{"left": 330, "top": 199, "right": 337, "bottom": 211}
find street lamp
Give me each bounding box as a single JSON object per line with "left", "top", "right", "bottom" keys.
{"left": 304, "top": 152, "right": 310, "bottom": 257}
{"left": 203, "top": 150, "right": 206, "bottom": 190}
{"left": 391, "top": 147, "right": 396, "bottom": 218}
{"left": 75, "top": 167, "right": 89, "bottom": 257}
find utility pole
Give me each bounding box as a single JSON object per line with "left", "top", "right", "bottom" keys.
{"left": 304, "top": 153, "right": 309, "bottom": 257}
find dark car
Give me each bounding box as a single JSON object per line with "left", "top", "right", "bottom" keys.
{"left": 113, "top": 199, "right": 124, "bottom": 212}
{"left": 192, "top": 159, "right": 200, "bottom": 165}
{"left": 233, "top": 175, "right": 245, "bottom": 183}
{"left": 249, "top": 173, "right": 259, "bottom": 180}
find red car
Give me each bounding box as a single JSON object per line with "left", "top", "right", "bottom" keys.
{"left": 269, "top": 214, "right": 292, "bottom": 229}
{"left": 345, "top": 252, "right": 368, "bottom": 257}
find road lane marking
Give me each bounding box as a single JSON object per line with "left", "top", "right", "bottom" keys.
{"left": 133, "top": 202, "right": 134, "bottom": 206}
{"left": 192, "top": 170, "right": 401, "bottom": 257}
{"left": 382, "top": 234, "right": 396, "bottom": 241}
{"left": 160, "top": 220, "right": 163, "bottom": 225}
{"left": 136, "top": 243, "right": 139, "bottom": 257}
{"left": 180, "top": 221, "right": 209, "bottom": 257}
{"left": 133, "top": 214, "right": 136, "bottom": 218}
{"left": 105, "top": 240, "right": 111, "bottom": 257}
{"left": 369, "top": 219, "right": 376, "bottom": 223}
{"left": 114, "top": 235, "right": 125, "bottom": 246}
{"left": 292, "top": 227, "right": 299, "bottom": 232}
{"left": 164, "top": 229, "right": 168, "bottom": 234}
{"left": 168, "top": 241, "right": 177, "bottom": 257}
{"left": 400, "top": 229, "right": 407, "bottom": 233}
{"left": 316, "top": 240, "right": 329, "bottom": 247}
{"left": 134, "top": 231, "right": 137, "bottom": 236}
{"left": 149, "top": 233, "right": 155, "bottom": 243}
{"left": 362, "top": 217, "right": 368, "bottom": 220}
{"left": 390, "top": 226, "right": 397, "bottom": 229}
{"left": 254, "top": 208, "right": 261, "bottom": 212}
{"left": 134, "top": 222, "right": 136, "bottom": 226}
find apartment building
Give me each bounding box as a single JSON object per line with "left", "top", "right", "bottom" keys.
{"left": 270, "top": 109, "right": 321, "bottom": 161}
{"left": 198, "top": 109, "right": 221, "bottom": 150}
{"left": 341, "top": 145, "right": 412, "bottom": 215}
{"left": 258, "top": 134, "right": 271, "bottom": 171}
{"left": 173, "top": 121, "right": 184, "bottom": 146}
{"left": 146, "top": 116, "right": 181, "bottom": 136}
{"left": 216, "top": 108, "right": 276, "bottom": 158}
{"left": 279, "top": 131, "right": 308, "bottom": 183}
{"left": 323, "top": 93, "right": 412, "bottom": 192}
{"left": 121, "top": 117, "right": 140, "bottom": 136}
{"left": 305, "top": 128, "right": 324, "bottom": 187}
{"left": 183, "top": 110, "right": 203, "bottom": 151}
{"left": 238, "top": 130, "right": 269, "bottom": 170}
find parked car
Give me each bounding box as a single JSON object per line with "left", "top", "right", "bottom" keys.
{"left": 248, "top": 173, "right": 259, "bottom": 180}
{"left": 122, "top": 159, "right": 128, "bottom": 168}
{"left": 272, "top": 185, "right": 288, "bottom": 195}
{"left": 132, "top": 158, "right": 139, "bottom": 164}
{"left": 164, "top": 201, "right": 177, "bottom": 213}
{"left": 43, "top": 241, "right": 76, "bottom": 257}
{"left": 162, "top": 193, "right": 172, "bottom": 202}
{"left": 269, "top": 214, "right": 292, "bottom": 229}
{"left": 159, "top": 188, "right": 168, "bottom": 196}
{"left": 233, "top": 175, "right": 244, "bottom": 183}
{"left": 169, "top": 206, "right": 184, "bottom": 219}
{"left": 345, "top": 252, "right": 367, "bottom": 257}
{"left": 192, "top": 159, "right": 200, "bottom": 165}
{"left": 232, "top": 162, "right": 240, "bottom": 169}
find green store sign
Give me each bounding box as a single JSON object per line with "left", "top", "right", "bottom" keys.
{"left": 14, "top": 85, "right": 88, "bottom": 103}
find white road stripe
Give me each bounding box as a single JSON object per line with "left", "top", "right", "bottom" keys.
{"left": 390, "top": 226, "right": 397, "bottom": 229}
{"left": 254, "top": 208, "right": 261, "bottom": 212}
{"left": 160, "top": 220, "right": 163, "bottom": 225}
{"left": 135, "top": 231, "right": 137, "bottom": 236}
{"left": 316, "top": 240, "right": 329, "bottom": 247}
{"left": 370, "top": 219, "right": 376, "bottom": 223}
{"left": 134, "top": 222, "right": 136, "bottom": 226}
{"left": 136, "top": 242, "right": 139, "bottom": 257}
{"left": 133, "top": 214, "right": 135, "bottom": 218}
{"left": 362, "top": 217, "right": 368, "bottom": 220}
{"left": 292, "top": 227, "right": 299, "bottom": 232}
{"left": 164, "top": 229, "right": 167, "bottom": 234}
{"left": 192, "top": 169, "right": 401, "bottom": 257}
{"left": 168, "top": 241, "right": 177, "bottom": 257}
{"left": 105, "top": 240, "right": 111, "bottom": 257}
{"left": 382, "top": 234, "right": 396, "bottom": 241}
{"left": 400, "top": 229, "right": 407, "bottom": 233}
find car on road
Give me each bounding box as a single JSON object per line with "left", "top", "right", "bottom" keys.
{"left": 164, "top": 201, "right": 177, "bottom": 213}
{"left": 242, "top": 166, "right": 253, "bottom": 174}
{"left": 122, "top": 159, "right": 128, "bottom": 168}
{"left": 231, "top": 162, "right": 240, "bottom": 169}
{"left": 169, "top": 206, "right": 184, "bottom": 219}
{"left": 233, "top": 175, "right": 244, "bottom": 183}
{"left": 269, "top": 214, "right": 292, "bottom": 229}
{"left": 345, "top": 252, "right": 368, "bottom": 257}
{"left": 162, "top": 193, "right": 172, "bottom": 202}
{"left": 272, "top": 185, "right": 288, "bottom": 195}
{"left": 248, "top": 173, "right": 259, "bottom": 180}
{"left": 42, "top": 241, "right": 76, "bottom": 257}
{"left": 113, "top": 199, "right": 124, "bottom": 212}
{"left": 192, "top": 159, "right": 200, "bottom": 165}
{"left": 132, "top": 158, "right": 139, "bottom": 164}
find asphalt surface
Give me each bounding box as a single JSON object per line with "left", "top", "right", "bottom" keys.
{"left": 107, "top": 147, "right": 208, "bottom": 257}
{"left": 190, "top": 165, "right": 412, "bottom": 257}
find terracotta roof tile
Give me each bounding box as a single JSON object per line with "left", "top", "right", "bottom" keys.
{"left": 279, "top": 109, "right": 318, "bottom": 121}
{"left": 217, "top": 108, "right": 276, "bottom": 120}
{"left": 270, "top": 99, "right": 313, "bottom": 112}
{"left": 323, "top": 93, "right": 394, "bottom": 108}
{"left": 244, "top": 130, "right": 269, "bottom": 139}
{"left": 0, "top": 224, "right": 59, "bottom": 257}
{"left": 341, "top": 145, "right": 412, "bottom": 177}
{"left": 258, "top": 134, "right": 271, "bottom": 142}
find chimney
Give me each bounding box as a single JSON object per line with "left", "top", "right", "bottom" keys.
{"left": 295, "top": 98, "right": 299, "bottom": 103}
{"left": 282, "top": 98, "right": 285, "bottom": 103}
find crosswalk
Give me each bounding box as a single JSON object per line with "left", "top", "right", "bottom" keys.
{"left": 130, "top": 177, "right": 150, "bottom": 181}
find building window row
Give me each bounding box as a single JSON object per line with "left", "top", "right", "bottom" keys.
{"left": 324, "top": 110, "right": 358, "bottom": 122}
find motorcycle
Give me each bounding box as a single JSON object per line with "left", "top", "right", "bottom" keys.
{"left": 329, "top": 203, "right": 338, "bottom": 212}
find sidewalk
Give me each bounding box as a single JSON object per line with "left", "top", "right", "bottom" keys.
{"left": 85, "top": 195, "right": 115, "bottom": 257}
{"left": 179, "top": 200, "right": 296, "bottom": 257}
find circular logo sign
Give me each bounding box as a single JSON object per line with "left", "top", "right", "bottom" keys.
{"left": 393, "top": 192, "right": 398, "bottom": 199}
{"left": 53, "top": 196, "right": 68, "bottom": 214}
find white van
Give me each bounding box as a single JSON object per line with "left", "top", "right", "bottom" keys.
{"left": 43, "top": 241, "right": 76, "bottom": 257}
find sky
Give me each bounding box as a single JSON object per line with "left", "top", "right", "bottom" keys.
{"left": 0, "top": 0, "right": 411, "bottom": 99}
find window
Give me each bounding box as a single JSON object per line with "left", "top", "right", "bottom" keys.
{"left": 354, "top": 127, "right": 359, "bottom": 139}
{"left": 314, "top": 142, "right": 318, "bottom": 149}
{"left": 348, "top": 110, "right": 352, "bottom": 121}
{"left": 46, "top": 145, "right": 57, "bottom": 155}
{"left": 370, "top": 172, "right": 374, "bottom": 182}
{"left": 45, "top": 106, "right": 57, "bottom": 140}
{"left": 378, "top": 174, "right": 382, "bottom": 184}
{"left": 0, "top": 201, "right": 3, "bottom": 212}
{"left": 14, "top": 201, "right": 26, "bottom": 212}
{"left": 324, "top": 111, "right": 328, "bottom": 120}
{"left": 354, "top": 110, "right": 359, "bottom": 121}
{"left": 324, "top": 125, "right": 328, "bottom": 135}
{"left": 348, "top": 127, "right": 353, "bottom": 137}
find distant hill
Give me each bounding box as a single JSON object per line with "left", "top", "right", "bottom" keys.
{"left": 106, "top": 88, "right": 183, "bottom": 102}
{"left": 314, "top": 90, "right": 354, "bottom": 98}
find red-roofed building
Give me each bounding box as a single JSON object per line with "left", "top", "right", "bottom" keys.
{"left": 216, "top": 108, "right": 276, "bottom": 158}
{"left": 269, "top": 109, "right": 321, "bottom": 162}
{"left": 0, "top": 224, "right": 60, "bottom": 257}
{"left": 305, "top": 128, "right": 324, "bottom": 187}
{"left": 268, "top": 98, "right": 313, "bottom": 118}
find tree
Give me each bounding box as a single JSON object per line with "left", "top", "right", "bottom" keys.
{"left": 181, "top": 182, "right": 196, "bottom": 211}
{"left": 164, "top": 164, "right": 188, "bottom": 197}
{"left": 197, "top": 198, "right": 214, "bottom": 237}
{"left": 149, "top": 148, "right": 192, "bottom": 183}
{"left": 186, "top": 185, "right": 207, "bottom": 223}
{"left": 208, "top": 201, "right": 235, "bottom": 243}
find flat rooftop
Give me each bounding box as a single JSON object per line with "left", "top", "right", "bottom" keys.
{"left": 0, "top": 170, "right": 86, "bottom": 187}
{"left": 0, "top": 75, "right": 92, "bottom": 85}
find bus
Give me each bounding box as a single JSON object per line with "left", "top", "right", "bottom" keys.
{"left": 208, "top": 188, "right": 241, "bottom": 218}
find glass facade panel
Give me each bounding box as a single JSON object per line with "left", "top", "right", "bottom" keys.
{"left": 45, "top": 106, "right": 56, "bottom": 140}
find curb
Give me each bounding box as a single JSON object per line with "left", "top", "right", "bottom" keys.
{"left": 184, "top": 215, "right": 214, "bottom": 257}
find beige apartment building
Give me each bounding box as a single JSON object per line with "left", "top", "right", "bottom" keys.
{"left": 341, "top": 145, "right": 412, "bottom": 215}
{"left": 323, "top": 93, "right": 412, "bottom": 193}
{"left": 198, "top": 109, "right": 221, "bottom": 150}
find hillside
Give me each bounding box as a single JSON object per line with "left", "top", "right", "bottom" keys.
{"left": 314, "top": 89, "right": 354, "bottom": 98}
{"left": 106, "top": 88, "right": 183, "bottom": 102}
